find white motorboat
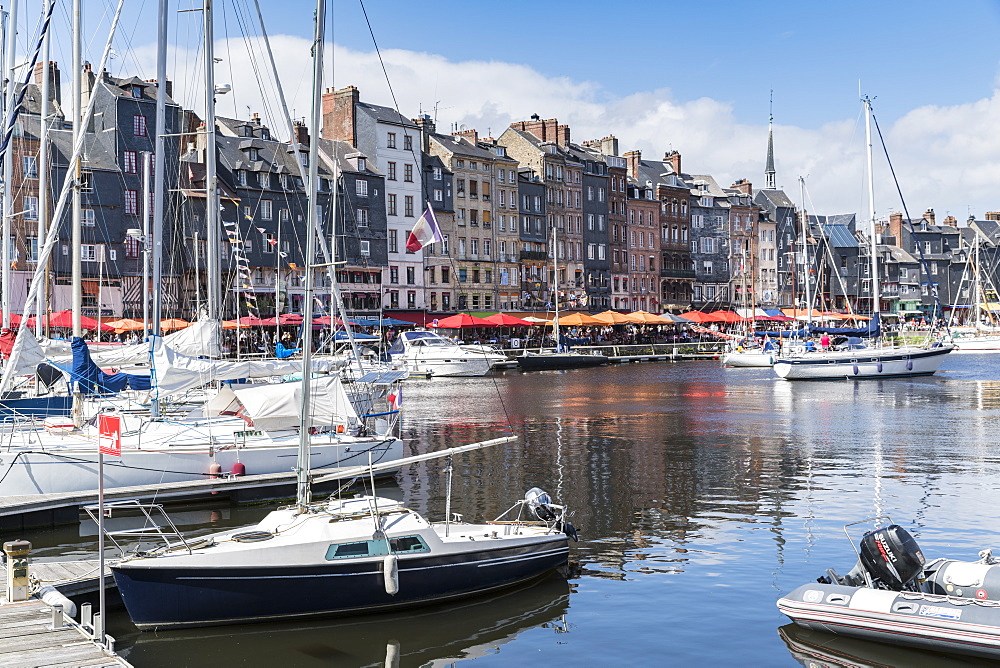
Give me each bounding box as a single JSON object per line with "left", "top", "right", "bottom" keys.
{"left": 109, "top": 441, "right": 576, "bottom": 630}
{"left": 723, "top": 349, "right": 776, "bottom": 367}
{"left": 387, "top": 330, "right": 494, "bottom": 377}
{"left": 779, "top": 519, "right": 1000, "bottom": 660}
{"left": 773, "top": 342, "right": 953, "bottom": 380}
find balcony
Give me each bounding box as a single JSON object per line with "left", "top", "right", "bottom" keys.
{"left": 660, "top": 267, "right": 697, "bottom": 279}
{"left": 520, "top": 250, "right": 549, "bottom": 261}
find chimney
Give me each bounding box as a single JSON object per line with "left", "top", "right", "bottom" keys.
{"left": 511, "top": 117, "right": 559, "bottom": 143}
{"left": 144, "top": 78, "right": 173, "bottom": 101}
{"left": 889, "top": 212, "right": 903, "bottom": 243}
{"left": 986, "top": 212, "right": 1000, "bottom": 222}
{"left": 664, "top": 150, "right": 681, "bottom": 175}
{"left": 942, "top": 215, "right": 957, "bottom": 227}
{"left": 33, "top": 61, "right": 61, "bottom": 103}
{"left": 731, "top": 178, "right": 752, "bottom": 195}
{"left": 623, "top": 150, "right": 641, "bottom": 179}
{"left": 292, "top": 121, "right": 309, "bottom": 147}
{"left": 251, "top": 113, "right": 262, "bottom": 126}
{"left": 413, "top": 114, "right": 435, "bottom": 153}
{"left": 452, "top": 127, "right": 478, "bottom": 143}
{"left": 923, "top": 208, "right": 936, "bottom": 225}
{"left": 321, "top": 85, "right": 359, "bottom": 143}
{"left": 556, "top": 124, "right": 570, "bottom": 147}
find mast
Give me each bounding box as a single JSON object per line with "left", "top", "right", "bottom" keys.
{"left": 36, "top": 1, "right": 51, "bottom": 337}
{"left": 141, "top": 152, "right": 151, "bottom": 335}
{"left": 296, "top": 0, "right": 325, "bottom": 510}
{"left": 799, "top": 176, "right": 811, "bottom": 327}
{"left": 551, "top": 222, "right": 559, "bottom": 350}
{"left": 71, "top": 0, "right": 82, "bottom": 336}
{"left": 203, "top": 0, "right": 220, "bottom": 320}
{"left": 151, "top": 0, "right": 167, "bottom": 336}
{"left": 864, "top": 96, "right": 879, "bottom": 317}
{"left": 1, "top": 0, "right": 16, "bottom": 329}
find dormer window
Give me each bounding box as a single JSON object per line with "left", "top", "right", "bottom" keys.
{"left": 242, "top": 126, "right": 252, "bottom": 137}
{"left": 357, "top": 157, "right": 366, "bottom": 171}
{"left": 261, "top": 130, "right": 270, "bottom": 140}
{"left": 130, "top": 85, "right": 143, "bottom": 99}
{"left": 236, "top": 170, "right": 247, "bottom": 186}
{"left": 247, "top": 147, "right": 259, "bottom": 161}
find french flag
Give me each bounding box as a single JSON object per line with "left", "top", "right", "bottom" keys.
{"left": 387, "top": 388, "right": 402, "bottom": 410}
{"left": 405, "top": 204, "right": 443, "bottom": 252}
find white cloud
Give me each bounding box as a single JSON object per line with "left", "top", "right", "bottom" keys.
{"left": 135, "top": 37, "right": 1000, "bottom": 221}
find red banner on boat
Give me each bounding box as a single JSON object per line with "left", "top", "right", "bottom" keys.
{"left": 98, "top": 414, "right": 121, "bottom": 457}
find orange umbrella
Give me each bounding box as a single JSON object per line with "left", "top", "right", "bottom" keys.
{"left": 624, "top": 310, "right": 672, "bottom": 324}
{"left": 593, "top": 310, "right": 633, "bottom": 324}
{"left": 160, "top": 318, "right": 190, "bottom": 331}
{"left": 555, "top": 312, "right": 602, "bottom": 326}
{"left": 106, "top": 318, "right": 145, "bottom": 333}
{"left": 222, "top": 320, "right": 249, "bottom": 329}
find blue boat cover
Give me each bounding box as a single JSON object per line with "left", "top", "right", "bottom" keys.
{"left": 810, "top": 313, "right": 881, "bottom": 338}
{"left": 275, "top": 342, "right": 301, "bottom": 358}
{"left": 68, "top": 337, "right": 152, "bottom": 394}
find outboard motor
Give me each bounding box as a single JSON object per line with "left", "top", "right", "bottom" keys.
{"left": 858, "top": 524, "right": 926, "bottom": 590}
{"left": 525, "top": 487, "right": 557, "bottom": 522}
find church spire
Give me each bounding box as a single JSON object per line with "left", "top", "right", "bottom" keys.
{"left": 765, "top": 90, "right": 776, "bottom": 189}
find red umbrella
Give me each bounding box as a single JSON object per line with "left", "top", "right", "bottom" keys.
{"left": 0, "top": 312, "right": 22, "bottom": 326}
{"left": 238, "top": 316, "right": 266, "bottom": 326}
{"left": 678, "top": 311, "right": 719, "bottom": 323}
{"left": 31, "top": 310, "right": 114, "bottom": 331}
{"left": 431, "top": 313, "right": 498, "bottom": 328}
{"left": 708, "top": 310, "right": 747, "bottom": 323}
{"left": 483, "top": 313, "right": 532, "bottom": 326}
{"left": 275, "top": 313, "right": 303, "bottom": 325}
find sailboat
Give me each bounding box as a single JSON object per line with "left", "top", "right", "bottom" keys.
{"left": 947, "top": 234, "right": 1000, "bottom": 352}
{"left": 772, "top": 98, "right": 953, "bottom": 380}
{"left": 109, "top": 9, "right": 574, "bottom": 628}
{"left": 516, "top": 223, "right": 607, "bottom": 371}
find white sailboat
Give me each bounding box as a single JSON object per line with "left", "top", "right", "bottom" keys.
{"left": 773, "top": 98, "right": 953, "bottom": 380}
{"left": 947, "top": 235, "right": 1000, "bottom": 351}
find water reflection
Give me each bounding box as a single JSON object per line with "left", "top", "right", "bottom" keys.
{"left": 112, "top": 574, "right": 571, "bottom": 668}
{"left": 778, "top": 624, "right": 992, "bottom": 667}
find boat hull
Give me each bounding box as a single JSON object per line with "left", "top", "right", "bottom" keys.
{"left": 773, "top": 345, "right": 953, "bottom": 380}
{"left": 516, "top": 352, "right": 608, "bottom": 371}
{"left": 722, "top": 350, "right": 775, "bottom": 367}
{"left": 0, "top": 436, "right": 403, "bottom": 496}
{"left": 113, "top": 538, "right": 569, "bottom": 629}
{"left": 778, "top": 583, "right": 1000, "bottom": 659}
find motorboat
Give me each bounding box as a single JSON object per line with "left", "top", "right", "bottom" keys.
{"left": 723, "top": 349, "right": 776, "bottom": 367}
{"left": 109, "top": 441, "right": 576, "bottom": 630}
{"left": 778, "top": 623, "right": 976, "bottom": 667}
{"left": 387, "top": 330, "right": 494, "bottom": 377}
{"left": 778, "top": 519, "right": 1000, "bottom": 660}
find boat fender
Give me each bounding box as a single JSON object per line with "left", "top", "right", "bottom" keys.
{"left": 38, "top": 585, "right": 77, "bottom": 618}
{"left": 232, "top": 462, "right": 246, "bottom": 477}
{"left": 383, "top": 554, "right": 399, "bottom": 595}
{"left": 209, "top": 462, "right": 222, "bottom": 478}
{"left": 907, "top": 359, "right": 913, "bottom": 371}
{"left": 877, "top": 362, "right": 883, "bottom": 373}
{"left": 852, "top": 364, "right": 859, "bottom": 375}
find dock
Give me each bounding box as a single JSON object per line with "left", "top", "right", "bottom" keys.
{"left": 0, "top": 599, "right": 131, "bottom": 667}
{"left": 0, "top": 465, "right": 364, "bottom": 533}
{"left": 0, "top": 559, "right": 112, "bottom": 599}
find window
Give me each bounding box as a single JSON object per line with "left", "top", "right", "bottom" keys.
{"left": 401, "top": 134, "right": 413, "bottom": 150}
{"left": 81, "top": 244, "right": 98, "bottom": 261}
{"left": 404, "top": 196, "right": 414, "bottom": 217}
{"left": 279, "top": 208, "right": 290, "bottom": 223}
{"left": 406, "top": 266, "right": 415, "bottom": 284}
{"left": 390, "top": 266, "right": 399, "bottom": 284}
{"left": 124, "top": 189, "right": 138, "bottom": 215}
{"left": 388, "top": 229, "right": 398, "bottom": 253}
{"left": 389, "top": 291, "right": 399, "bottom": 308}
{"left": 23, "top": 196, "right": 38, "bottom": 220}
{"left": 433, "top": 167, "right": 442, "bottom": 180}
{"left": 387, "top": 193, "right": 397, "bottom": 216}
{"left": 387, "top": 162, "right": 397, "bottom": 181}
{"left": 133, "top": 115, "right": 147, "bottom": 136}
{"left": 80, "top": 170, "right": 93, "bottom": 192}
{"left": 360, "top": 240, "right": 370, "bottom": 256}
{"left": 433, "top": 188, "right": 443, "bottom": 202}
{"left": 404, "top": 164, "right": 413, "bottom": 182}
{"left": 470, "top": 239, "right": 479, "bottom": 257}
{"left": 356, "top": 180, "right": 368, "bottom": 197}
{"left": 22, "top": 156, "right": 37, "bottom": 178}
{"left": 261, "top": 200, "right": 273, "bottom": 220}
{"left": 82, "top": 209, "right": 95, "bottom": 226}
{"left": 236, "top": 170, "right": 248, "bottom": 186}
{"left": 27, "top": 236, "right": 38, "bottom": 261}
{"left": 263, "top": 234, "right": 276, "bottom": 253}
{"left": 357, "top": 208, "right": 369, "bottom": 227}
{"left": 386, "top": 132, "right": 396, "bottom": 149}
{"left": 258, "top": 172, "right": 269, "bottom": 188}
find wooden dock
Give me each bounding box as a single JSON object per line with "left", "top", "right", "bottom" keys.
{"left": 0, "top": 465, "right": 362, "bottom": 533}
{"left": 0, "top": 599, "right": 131, "bottom": 667}
{"left": 0, "top": 559, "right": 112, "bottom": 598}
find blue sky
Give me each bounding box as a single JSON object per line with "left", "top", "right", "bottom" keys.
{"left": 29, "top": 0, "right": 1000, "bottom": 218}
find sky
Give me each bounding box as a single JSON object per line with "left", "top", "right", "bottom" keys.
{"left": 26, "top": 0, "right": 1000, "bottom": 222}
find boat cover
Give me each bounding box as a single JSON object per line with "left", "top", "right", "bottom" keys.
{"left": 67, "top": 337, "right": 152, "bottom": 395}
{"left": 152, "top": 339, "right": 341, "bottom": 396}
{"left": 231, "top": 376, "right": 358, "bottom": 430}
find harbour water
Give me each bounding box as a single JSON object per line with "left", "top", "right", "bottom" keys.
{"left": 18, "top": 353, "right": 1000, "bottom": 666}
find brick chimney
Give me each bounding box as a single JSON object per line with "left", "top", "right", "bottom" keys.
{"left": 582, "top": 136, "right": 618, "bottom": 156}
{"left": 623, "top": 150, "right": 641, "bottom": 179}
{"left": 144, "top": 77, "right": 173, "bottom": 100}
{"left": 511, "top": 117, "right": 559, "bottom": 143}
{"left": 33, "top": 61, "right": 61, "bottom": 102}
{"left": 292, "top": 121, "right": 309, "bottom": 147}
{"left": 412, "top": 114, "right": 435, "bottom": 134}
{"left": 556, "top": 124, "right": 570, "bottom": 147}
{"left": 942, "top": 215, "right": 957, "bottom": 227}
{"left": 923, "top": 208, "right": 936, "bottom": 225}
{"left": 888, "top": 212, "right": 904, "bottom": 243}
{"left": 321, "top": 85, "right": 359, "bottom": 144}
{"left": 731, "top": 178, "right": 752, "bottom": 195}
{"left": 452, "top": 127, "right": 478, "bottom": 143}
{"left": 664, "top": 150, "right": 681, "bottom": 175}
{"left": 986, "top": 212, "right": 1000, "bottom": 221}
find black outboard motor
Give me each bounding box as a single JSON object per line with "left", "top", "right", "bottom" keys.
{"left": 525, "top": 487, "right": 557, "bottom": 522}
{"left": 858, "top": 524, "right": 926, "bottom": 590}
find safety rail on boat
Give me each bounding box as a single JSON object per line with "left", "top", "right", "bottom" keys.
{"left": 83, "top": 499, "right": 195, "bottom": 558}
